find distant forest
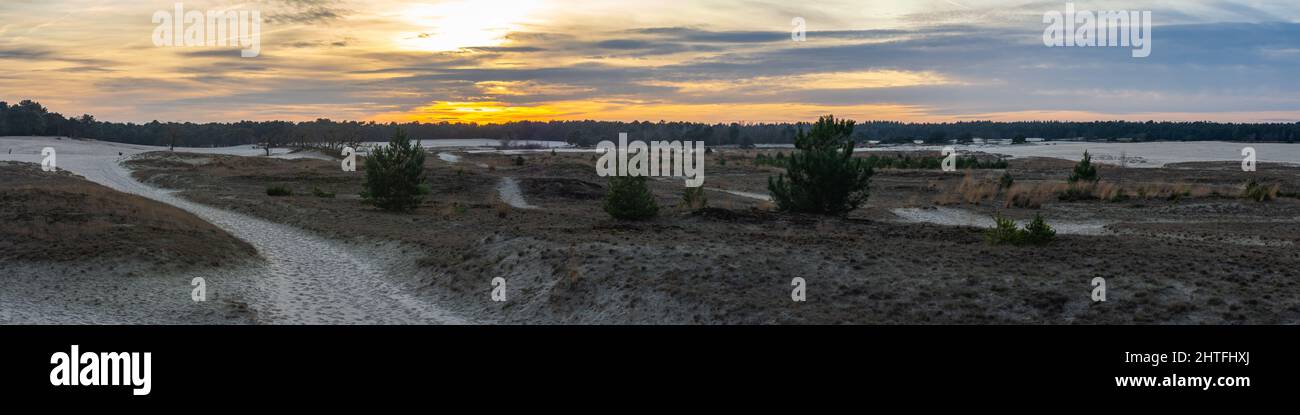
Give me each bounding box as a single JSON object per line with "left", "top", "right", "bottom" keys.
{"left": 4, "top": 99, "right": 1299, "bottom": 148}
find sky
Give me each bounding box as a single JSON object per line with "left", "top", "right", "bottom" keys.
{"left": 1, "top": 0, "right": 1298, "bottom": 124}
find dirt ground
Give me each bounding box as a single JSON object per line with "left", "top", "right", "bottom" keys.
{"left": 0, "top": 161, "right": 255, "bottom": 268}
{"left": 124, "top": 149, "right": 1300, "bottom": 324}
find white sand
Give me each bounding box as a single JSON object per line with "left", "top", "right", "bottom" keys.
{"left": 706, "top": 187, "right": 772, "bottom": 202}
{"left": 497, "top": 177, "right": 538, "bottom": 209}
{"left": 890, "top": 207, "right": 1110, "bottom": 235}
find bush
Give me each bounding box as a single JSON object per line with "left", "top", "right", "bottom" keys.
{"left": 1243, "top": 180, "right": 1278, "bottom": 202}
{"left": 513, "top": 155, "right": 525, "bottom": 166}
{"left": 1022, "top": 214, "right": 1057, "bottom": 245}
{"left": 1068, "top": 151, "right": 1098, "bottom": 183}
{"left": 998, "top": 172, "right": 1014, "bottom": 189}
{"left": 1058, "top": 184, "right": 1098, "bottom": 201}
{"left": 984, "top": 214, "right": 1022, "bottom": 245}
{"left": 361, "top": 128, "right": 427, "bottom": 211}
{"left": 311, "top": 187, "right": 335, "bottom": 198}
{"left": 604, "top": 176, "right": 659, "bottom": 220}
{"left": 266, "top": 185, "right": 292, "bottom": 196}
{"left": 681, "top": 186, "right": 708, "bottom": 210}
{"left": 767, "top": 115, "right": 873, "bottom": 214}
{"left": 985, "top": 213, "right": 1056, "bottom": 246}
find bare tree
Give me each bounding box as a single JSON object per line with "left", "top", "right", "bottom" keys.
{"left": 168, "top": 126, "right": 178, "bottom": 151}
{"left": 263, "top": 134, "right": 277, "bottom": 156}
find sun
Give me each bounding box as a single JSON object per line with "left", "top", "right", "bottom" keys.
{"left": 396, "top": 0, "right": 545, "bottom": 52}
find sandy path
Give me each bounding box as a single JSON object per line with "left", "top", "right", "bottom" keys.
{"left": 0, "top": 137, "right": 467, "bottom": 324}
{"left": 497, "top": 177, "right": 538, "bottom": 209}
{"left": 437, "top": 152, "right": 461, "bottom": 163}
{"left": 706, "top": 187, "right": 772, "bottom": 202}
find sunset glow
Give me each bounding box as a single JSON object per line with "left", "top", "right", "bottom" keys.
{"left": 0, "top": 0, "right": 1297, "bottom": 124}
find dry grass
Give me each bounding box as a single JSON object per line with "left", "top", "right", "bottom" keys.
{"left": 1004, "top": 182, "right": 1063, "bottom": 209}
{"left": 999, "top": 180, "right": 1246, "bottom": 208}
{"left": 937, "top": 172, "right": 999, "bottom": 205}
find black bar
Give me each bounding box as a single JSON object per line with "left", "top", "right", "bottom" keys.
{"left": 2, "top": 325, "right": 1294, "bottom": 404}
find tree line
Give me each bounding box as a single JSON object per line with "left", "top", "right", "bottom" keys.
{"left": 3, "top": 99, "right": 1298, "bottom": 148}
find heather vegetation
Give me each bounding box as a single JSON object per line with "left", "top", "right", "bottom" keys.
{"left": 755, "top": 152, "right": 1007, "bottom": 170}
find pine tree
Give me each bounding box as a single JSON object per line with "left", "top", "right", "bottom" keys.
{"left": 604, "top": 176, "right": 659, "bottom": 220}
{"left": 1068, "top": 151, "right": 1098, "bottom": 183}
{"left": 681, "top": 186, "right": 707, "bottom": 210}
{"left": 361, "top": 128, "right": 428, "bottom": 211}
{"left": 767, "top": 115, "right": 873, "bottom": 214}
{"left": 1023, "top": 214, "right": 1057, "bottom": 244}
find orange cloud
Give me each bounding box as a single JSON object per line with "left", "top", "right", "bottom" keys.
{"left": 375, "top": 99, "right": 937, "bottom": 124}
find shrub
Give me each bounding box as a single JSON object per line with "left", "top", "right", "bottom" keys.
{"left": 361, "top": 128, "right": 427, "bottom": 211}
{"left": 1058, "top": 183, "right": 1098, "bottom": 201}
{"left": 1243, "top": 180, "right": 1278, "bottom": 202}
{"left": 985, "top": 214, "right": 1022, "bottom": 245}
{"left": 681, "top": 186, "right": 708, "bottom": 210}
{"left": 767, "top": 115, "right": 873, "bottom": 214}
{"left": 1022, "top": 214, "right": 1057, "bottom": 245}
{"left": 1068, "top": 151, "right": 1099, "bottom": 183}
{"left": 985, "top": 213, "right": 1056, "bottom": 246}
{"left": 1166, "top": 188, "right": 1191, "bottom": 201}
{"left": 755, "top": 152, "right": 793, "bottom": 168}
{"left": 604, "top": 176, "right": 659, "bottom": 220}
{"left": 443, "top": 201, "right": 468, "bottom": 216}
{"left": 266, "top": 185, "right": 292, "bottom": 196}
{"left": 494, "top": 200, "right": 510, "bottom": 218}
{"left": 311, "top": 187, "right": 335, "bottom": 198}
{"left": 513, "top": 155, "right": 525, "bottom": 166}
{"left": 998, "top": 171, "right": 1014, "bottom": 189}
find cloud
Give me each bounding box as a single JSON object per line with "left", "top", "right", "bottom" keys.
{"left": 263, "top": 0, "right": 350, "bottom": 24}
{"left": 3, "top": 1, "right": 1299, "bottom": 123}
